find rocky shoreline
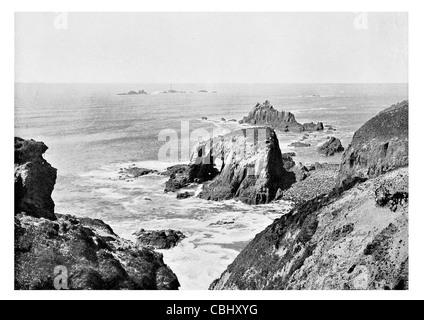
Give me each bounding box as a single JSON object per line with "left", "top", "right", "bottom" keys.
{"left": 14, "top": 138, "right": 180, "bottom": 290}
{"left": 14, "top": 99, "right": 409, "bottom": 290}
{"left": 210, "top": 100, "right": 409, "bottom": 290}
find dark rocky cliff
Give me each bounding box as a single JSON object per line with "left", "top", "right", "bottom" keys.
{"left": 211, "top": 101, "right": 409, "bottom": 290}
{"left": 199, "top": 127, "right": 296, "bottom": 204}
{"left": 338, "top": 101, "right": 408, "bottom": 188}
{"left": 14, "top": 138, "right": 179, "bottom": 290}
{"left": 14, "top": 137, "right": 57, "bottom": 220}
{"left": 239, "top": 101, "right": 324, "bottom": 132}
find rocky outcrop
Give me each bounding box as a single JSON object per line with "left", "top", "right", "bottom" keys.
{"left": 133, "top": 229, "right": 186, "bottom": 250}
{"left": 211, "top": 101, "right": 409, "bottom": 290}
{"left": 163, "top": 160, "right": 219, "bottom": 193}
{"left": 338, "top": 101, "right": 408, "bottom": 188}
{"left": 15, "top": 137, "right": 57, "bottom": 220}
{"left": 239, "top": 101, "right": 324, "bottom": 132}
{"left": 118, "top": 166, "right": 158, "bottom": 180}
{"left": 176, "top": 191, "right": 194, "bottom": 199}
{"left": 199, "top": 127, "right": 296, "bottom": 205}
{"left": 288, "top": 141, "right": 311, "bottom": 148}
{"left": 15, "top": 213, "right": 180, "bottom": 290}
{"left": 14, "top": 137, "right": 180, "bottom": 290}
{"left": 210, "top": 168, "right": 408, "bottom": 290}
{"left": 317, "top": 137, "right": 344, "bottom": 156}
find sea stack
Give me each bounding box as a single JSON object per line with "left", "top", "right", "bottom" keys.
{"left": 239, "top": 100, "right": 324, "bottom": 132}
{"left": 198, "top": 127, "right": 296, "bottom": 204}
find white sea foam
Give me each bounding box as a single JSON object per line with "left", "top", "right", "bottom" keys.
{"left": 72, "top": 160, "right": 292, "bottom": 290}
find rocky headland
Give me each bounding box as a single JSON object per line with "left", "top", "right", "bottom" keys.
{"left": 239, "top": 101, "right": 324, "bottom": 132}
{"left": 338, "top": 100, "right": 408, "bottom": 188}
{"left": 14, "top": 138, "right": 179, "bottom": 290}
{"left": 210, "top": 101, "right": 409, "bottom": 290}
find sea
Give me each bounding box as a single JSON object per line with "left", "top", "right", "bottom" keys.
{"left": 14, "top": 83, "right": 408, "bottom": 289}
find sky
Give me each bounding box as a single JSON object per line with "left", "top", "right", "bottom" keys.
{"left": 15, "top": 12, "right": 408, "bottom": 83}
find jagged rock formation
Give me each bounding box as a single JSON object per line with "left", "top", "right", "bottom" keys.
{"left": 14, "top": 137, "right": 180, "bottom": 290}
{"left": 211, "top": 102, "right": 409, "bottom": 290}
{"left": 198, "top": 127, "right": 296, "bottom": 205}
{"left": 15, "top": 137, "right": 57, "bottom": 220}
{"left": 133, "top": 229, "right": 186, "bottom": 249}
{"left": 210, "top": 168, "right": 408, "bottom": 290}
{"left": 338, "top": 101, "right": 408, "bottom": 188}
{"left": 239, "top": 101, "right": 324, "bottom": 132}
{"left": 317, "top": 137, "right": 344, "bottom": 156}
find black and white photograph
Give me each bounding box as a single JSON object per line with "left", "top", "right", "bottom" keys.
{"left": 3, "top": 1, "right": 423, "bottom": 304}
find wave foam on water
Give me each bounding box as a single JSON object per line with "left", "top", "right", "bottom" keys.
{"left": 58, "top": 160, "right": 292, "bottom": 290}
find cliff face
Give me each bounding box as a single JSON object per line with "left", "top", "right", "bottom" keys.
{"left": 338, "top": 101, "right": 408, "bottom": 188}
{"left": 211, "top": 168, "right": 408, "bottom": 290}
{"left": 15, "top": 137, "right": 57, "bottom": 220}
{"left": 14, "top": 137, "right": 179, "bottom": 290}
{"left": 239, "top": 101, "right": 324, "bottom": 132}
{"left": 211, "top": 102, "right": 409, "bottom": 290}
{"left": 199, "top": 127, "right": 296, "bottom": 204}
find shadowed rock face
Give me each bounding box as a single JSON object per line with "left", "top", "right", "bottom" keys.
{"left": 239, "top": 101, "right": 324, "bottom": 132}
{"left": 199, "top": 127, "right": 296, "bottom": 204}
{"left": 14, "top": 137, "right": 180, "bottom": 290}
{"left": 317, "top": 137, "right": 344, "bottom": 156}
{"left": 337, "top": 101, "right": 408, "bottom": 188}
{"left": 15, "top": 137, "right": 57, "bottom": 220}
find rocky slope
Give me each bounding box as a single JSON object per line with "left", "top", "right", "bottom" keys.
{"left": 338, "top": 101, "right": 408, "bottom": 188}
{"left": 211, "top": 101, "right": 409, "bottom": 290}
{"left": 14, "top": 138, "right": 179, "bottom": 290}
{"left": 239, "top": 101, "right": 324, "bottom": 132}
{"left": 211, "top": 168, "right": 408, "bottom": 290}
{"left": 199, "top": 127, "right": 296, "bottom": 204}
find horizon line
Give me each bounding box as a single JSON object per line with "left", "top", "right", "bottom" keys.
{"left": 14, "top": 82, "right": 409, "bottom": 85}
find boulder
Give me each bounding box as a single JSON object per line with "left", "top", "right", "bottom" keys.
{"left": 133, "top": 229, "right": 186, "bottom": 249}
{"left": 199, "top": 127, "right": 296, "bottom": 204}
{"left": 14, "top": 137, "right": 57, "bottom": 220}
{"left": 176, "top": 191, "right": 194, "bottom": 199}
{"left": 317, "top": 137, "right": 344, "bottom": 156}
{"left": 281, "top": 153, "right": 296, "bottom": 170}
{"left": 337, "top": 101, "right": 408, "bottom": 188}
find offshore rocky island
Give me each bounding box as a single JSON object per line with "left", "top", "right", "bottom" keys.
{"left": 14, "top": 100, "right": 408, "bottom": 290}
